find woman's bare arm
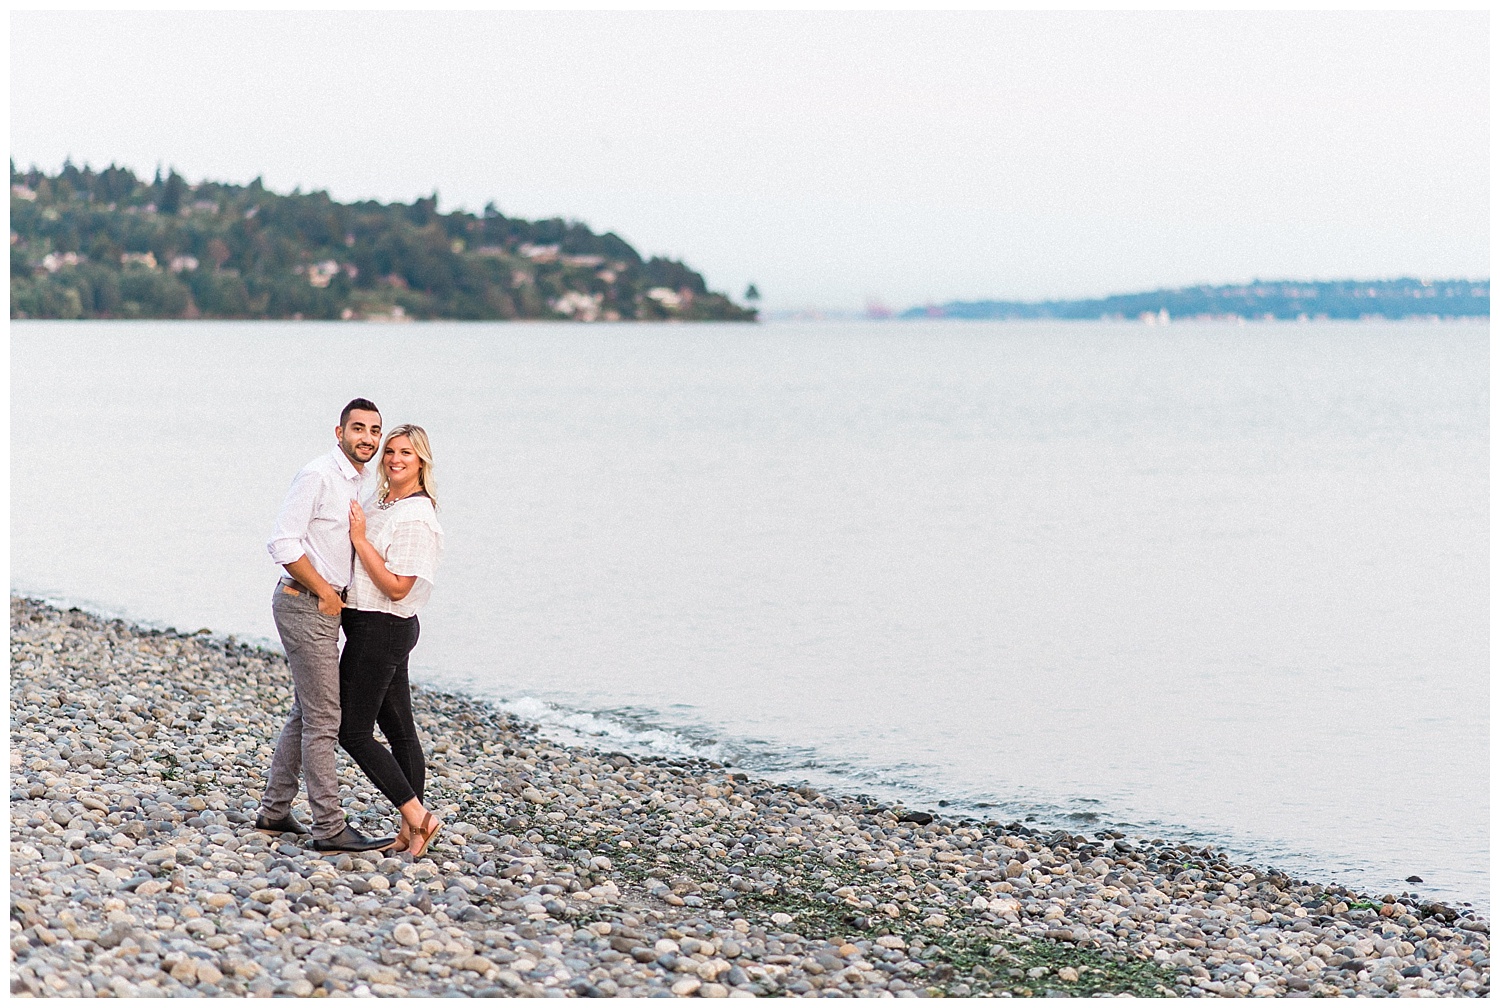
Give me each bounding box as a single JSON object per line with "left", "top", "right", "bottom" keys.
{"left": 349, "top": 501, "right": 419, "bottom": 602}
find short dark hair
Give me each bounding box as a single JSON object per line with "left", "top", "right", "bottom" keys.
{"left": 340, "top": 398, "right": 381, "bottom": 427}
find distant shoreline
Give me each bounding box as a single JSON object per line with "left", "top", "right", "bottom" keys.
{"left": 766, "top": 311, "right": 1490, "bottom": 325}
{"left": 11, "top": 165, "right": 756, "bottom": 324}
{"left": 891, "top": 278, "right": 1488, "bottom": 324}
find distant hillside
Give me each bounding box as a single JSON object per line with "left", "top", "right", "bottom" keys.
{"left": 903, "top": 279, "right": 1488, "bottom": 322}
{"left": 10, "top": 163, "right": 755, "bottom": 322}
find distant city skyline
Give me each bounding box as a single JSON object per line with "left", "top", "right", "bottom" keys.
{"left": 11, "top": 11, "right": 1488, "bottom": 311}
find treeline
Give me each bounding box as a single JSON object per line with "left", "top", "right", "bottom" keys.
{"left": 903, "top": 279, "right": 1489, "bottom": 321}
{"left": 11, "top": 162, "right": 755, "bottom": 322}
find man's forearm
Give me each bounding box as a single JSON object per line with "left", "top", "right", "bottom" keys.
{"left": 282, "top": 556, "right": 339, "bottom": 600}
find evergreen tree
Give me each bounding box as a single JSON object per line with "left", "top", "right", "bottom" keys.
{"left": 159, "top": 170, "right": 187, "bottom": 215}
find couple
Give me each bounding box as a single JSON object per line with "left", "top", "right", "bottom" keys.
{"left": 253, "top": 398, "right": 445, "bottom": 857}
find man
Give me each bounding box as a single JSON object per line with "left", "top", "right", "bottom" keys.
{"left": 255, "top": 398, "right": 394, "bottom": 852}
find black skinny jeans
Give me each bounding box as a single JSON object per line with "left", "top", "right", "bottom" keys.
{"left": 338, "top": 608, "right": 424, "bottom": 809}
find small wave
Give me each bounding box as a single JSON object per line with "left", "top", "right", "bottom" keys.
{"left": 426, "top": 682, "right": 1147, "bottom": 829}
{"left": 489, "top": 696, "right": 735, "bottom": 763}
{"left": 409, "top": 680, "right": 1490, "bottom": 912}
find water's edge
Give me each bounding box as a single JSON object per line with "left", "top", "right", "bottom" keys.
{"left": 19, "top": 586, "right": 1483, "bottom": 916}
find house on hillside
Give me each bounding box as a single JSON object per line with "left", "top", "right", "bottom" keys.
{"left": 552, "top": 291, "right": 603, "bottom": 321}
{"left": 302, "top": 260, "right": 342, "bottom": 288}
{"left": 647, "top": 287, "right": 682, "bottom": 309}
{"left": 519, "top": 244, "right": 560, "bottom": 263}
{"left": 40, "top": 252, "right": 82, "bottom": 273}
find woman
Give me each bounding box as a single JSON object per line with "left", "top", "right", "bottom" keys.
{"left": 339, "top": 424, "right": 445, "bottom": 857}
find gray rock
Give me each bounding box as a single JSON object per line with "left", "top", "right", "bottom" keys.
{"left": 7, "top": 594, "right": 1487, "bottom": 1001}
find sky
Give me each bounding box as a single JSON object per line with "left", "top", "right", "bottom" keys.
{"left": 9, "top": 11, "right": 1489, "bottom": 311}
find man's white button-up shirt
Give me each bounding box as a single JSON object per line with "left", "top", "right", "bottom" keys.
{"left": 266, "top": 447, "right": 376, "bottom": 590}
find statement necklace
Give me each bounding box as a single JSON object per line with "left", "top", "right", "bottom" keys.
{"left": 377, "top": 489, "right": 422, "bottom": 510}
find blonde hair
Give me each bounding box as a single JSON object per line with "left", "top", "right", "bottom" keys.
{"left": 377, "top": 424, "right": 438, "bottom": 508}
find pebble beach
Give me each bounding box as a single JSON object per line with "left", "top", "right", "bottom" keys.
{"left": 10, "top": 595, "right": 1490, "bottom": 998}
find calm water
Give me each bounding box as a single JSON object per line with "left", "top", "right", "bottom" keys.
{"left": 11, "top": 320, "right": 1488, "bottom": 910}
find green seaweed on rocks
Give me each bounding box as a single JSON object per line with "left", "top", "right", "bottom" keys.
{"left": 572, "top": 836, "right": 1182, "bottom": 996}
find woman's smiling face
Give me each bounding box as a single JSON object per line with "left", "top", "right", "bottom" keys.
{"left": 383, "top": 435, "right": 420, "bottom": 490}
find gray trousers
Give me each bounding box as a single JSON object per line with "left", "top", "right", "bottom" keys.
{"left": 260, "top": 583, "right": 346, "bottom": 840}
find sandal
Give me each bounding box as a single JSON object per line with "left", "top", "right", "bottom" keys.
{"left": 407, "top": 812, "right": 442, "bottom": 860}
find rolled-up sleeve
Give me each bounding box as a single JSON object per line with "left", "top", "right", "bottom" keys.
{"left": 267, "top": 467, "right": 321, "bottom": 565}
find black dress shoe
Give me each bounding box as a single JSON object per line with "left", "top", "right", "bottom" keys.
{"left": 309, "top": 825, "right": 396, "bottom": 853}
{"left": 253, "top": 812, "right": 310, "bottom": 836}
